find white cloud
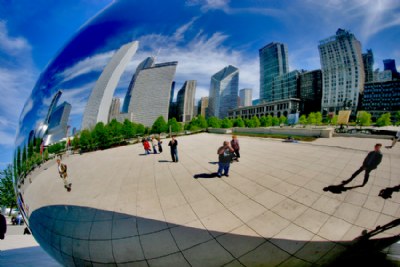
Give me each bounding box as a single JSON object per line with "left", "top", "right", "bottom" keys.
{"left": 0, "top": 21, "right": 31, "bottom": 55}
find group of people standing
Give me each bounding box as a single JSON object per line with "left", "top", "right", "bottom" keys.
{"left": 142, "top": 136, "right": 179, "bottom": 162}
{"left": 217, "top": 135, "right": 240, "bottom": 178}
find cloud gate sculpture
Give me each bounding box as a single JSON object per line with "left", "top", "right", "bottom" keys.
{"left": 14, "top": 0, "right": 400, "bottom": 266}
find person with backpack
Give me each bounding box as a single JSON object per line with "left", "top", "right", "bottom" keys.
{"left": 57, "top": 158, "right": 72, "bottom": 192}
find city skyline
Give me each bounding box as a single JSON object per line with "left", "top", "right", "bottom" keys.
{"left": 1, "top": 0, "right": 400, "bottom": 167}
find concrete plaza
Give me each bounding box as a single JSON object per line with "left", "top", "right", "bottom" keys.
{"left": 11, "top": 133, "right": 400, "bottom": 266}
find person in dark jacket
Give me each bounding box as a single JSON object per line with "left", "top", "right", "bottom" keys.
{"left": 230, "top": 135, "right": 240, "bottom": 162}
{"left": 0, "top": 211, "right": 6, "bottom": 240}
{"left": 342, "top": 143, "right": 383, "bottom": 186}
{"left": 168, "top": 136, "right": 178, "bottom": 162}
{"left": 217, "top": 141, "right": 234, "bottom": 177}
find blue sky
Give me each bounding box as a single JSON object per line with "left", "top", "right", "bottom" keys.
{"left": 0, "top": 0, "right": 399, "bottom": 169}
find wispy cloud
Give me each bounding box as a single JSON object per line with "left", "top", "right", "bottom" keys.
{"left": 0, "top": 21, "right": 38, "bottom": 166}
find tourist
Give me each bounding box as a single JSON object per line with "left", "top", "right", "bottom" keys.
{"left": 158, "top": 137, "right": 163, "bottom": 153}
{"left": 142, "top": 138, "right": 151, "bottom": 154}
{"left": 151, "top": 136, "right": 158, "bottom": 154}
{"left": 230, "top": 135, "right": 240, "bottom": 162}
{"left": 217, "top": 141, "right": 234, "bottom": 177}
{"left": 168, "top": 136, "right": 178, "bottom": 162}
{"left": 342, "top": 143, "right": 382, "bottom": 187}
{"left": 0, "top": 211, "right": 6, "bottom": 240}
{"left": 57, "top": 158, "right": 72, "bottom": 192}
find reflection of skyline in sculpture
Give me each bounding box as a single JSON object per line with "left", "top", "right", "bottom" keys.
{"left": 127, "top": 61, "right": 178, "bottom": 127}
{"left": 208, "top": 65, "right": 239, "bottom": 119}
{"left": 177, "top": 80, "right": 196, "bottom": 122}
{"left": 43, "top": 102, "right": 72, "bottom": 145}
{"left": 81, "top": 41, "right": 138, "bottom": 130}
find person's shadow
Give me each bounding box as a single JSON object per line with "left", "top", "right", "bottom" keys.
{"left": 379, "top": 184, "right": 400, "bottom": 199}
{"left": 323, "top": 182, "right": 364, "bottom": 194}
{"left": 194, "top": 173, "right": 219, "bottom": 179}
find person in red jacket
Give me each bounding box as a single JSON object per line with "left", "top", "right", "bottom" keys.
{"left": 142, "top": 138, "right": 151, "bottom": 154}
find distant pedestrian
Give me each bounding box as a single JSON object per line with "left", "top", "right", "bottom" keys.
{"left": 142, "top": 138, "right": 151, "bottom": 154}
{"left": 168, "top": 136, "right": 178, "bottom": 162}
{"left": 0, "top": 211, "right": 6, "bottom": 240}
{"left": 151, "top": 137, "right": 158, "bottom": 154}
{"left": 342, "top": 143, "right": 383, "bottom": 187}
{"left": 158, "top": 137, "right": 163, "bottom": 153}
{"left": 56, "top": 158, "right": 72, "bottom": 192}
{"left": 386, "top": 130, "right": 400, "bottom": 149}
{"left": 217, "top": 141, "right": 234, "bottom": 177}
{"left": 230, "top": 135, "right": 240, "bottom": 162}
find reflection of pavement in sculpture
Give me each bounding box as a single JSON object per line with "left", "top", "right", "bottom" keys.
{"left": 22, "top": 134, "right": 400, "bottom": 266}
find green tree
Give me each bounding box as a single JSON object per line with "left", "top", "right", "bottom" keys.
{"left": 28, "top": 140, "right": 34, "bottom": 160}
{"left": 376, "top": 113, "right": 392, "bottom": 127}
{"left": 315, "top": 112, "right": 323, "bottom": 125}
{"left": 272, "top": 116, "right": 280, "bottom": 126}
{"left": 260, "top": 116, "right": 268, "bottom": 127}
{"left": 92, "top": 122, "right": 111, "bottom": 149}
{"left": 356, "top": 111, "right": 372, "bottom": 127}
{"left": 307, "top": 112, "right": 316, "bottom": 125}
{"left": 16, "top": 147, "right": 21, "bottom": 176}
{"left": 394, "top": 111, "right": 400, "bottom": 126}
{"left": 136, "top": 123, "right": 145, "bottom": 135}
{"left": 331, "top": 115, "right": 338, "bottom": 125}
{"left": 72, "top": 135, "right": 80, "bottom": 150}
{"left": 107, "top": 119, "right": 123, "bottom": 146}
{"left": 221, "top": 118, "right": 233, "bottom": 128}
{"left": 121, "top": 119, "right": 136, "bottom": 139}
{"left": 233, "top": 117, "right": 245, "bottom": 127}
{"left": 0, "top": 165, "right": 17, "bottom": 216}
{"left": 80, "top": 129, "right": 94, "bottom": 152}
{"left": 151, "top": 116, "right": 168, "bottom": 134}
{"left": 207, "top": 116, "right": 221, "bottom": 128}
{"left": 299, "top": 114, "right": 307, "bottom": 125}
{"left": 279, "top": 115, "right": 287, "bottom": 125}
{"left": 168, "top": 118, "right": 182, "bottom": 133}
{"left": 251, "top": 116, "right": 260, "bottom": 128}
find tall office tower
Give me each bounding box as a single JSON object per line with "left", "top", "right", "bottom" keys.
{"left": 44, "top": 90, "right": 63, "bottom": 123}
{"left": 108, "top": 98, "right": 121, "bottom": 122}
{"left": 299, "top": 69, "right": 322, "bottom": 114}
{"left": 199, "top": 97, "right": 209, "bottom": 117}
{"left": 208, "top": 65, "right": 239, "bottom": 119}
{"left": 383, "top": 59, "right": 399, "bottom": 79}
{"left": 259, "top": 42, "right": 289, "bottom": 102}
{"left": 318, "top": 29, "right": 364, "bottom": 114}
{"left": 82, "top": 41, "right": 138, "bottom": 129}
{"left": 44, "top": 101, "right": 72, "bottom": 145}
{"left": 239, "top": 88, "right": 252, "bottom": 107}
{"left": 122, "top": 57, "right": 155, "bottom": 113}
{"left": 168, "top": 81, "right": 177, "bottom": 119}
{"left": 177, "top": 80, "right": 197, "bottom": 122}
{"left": 362, "top": 49, "right": 374, "bottom": 83}
{"left": 128, "top": 61, "right": 178, "bottom": 127}
{"left": 271, "top": 70, "right": 299, "bottom": 101}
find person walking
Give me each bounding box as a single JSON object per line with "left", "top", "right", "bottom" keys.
{"left": 168, "top": 136, "right": 178, "bottom": 162}
{"left": 0, "top": 211, "right": 6, "bottom": 240}
{"left": 57, "top": 158, "right": 72, "bottom": 192}
{"left": 217, "top": 141, "right": 234, "bottom": 177}
{"left": 342, "top": 143, "right": 383, "bottom": 187}
{"left": 142, "top": 138, "right": 151, "bottom": 154}
{"left": 230, "top": 135, "right": 240, "bottom": 162}
{"left": 151, "top": 136, "right": 158, "bottom": 154}
{"left": 158, "top": 137, "right": 163, "bottom": 153}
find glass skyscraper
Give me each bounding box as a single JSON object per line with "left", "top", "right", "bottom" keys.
{"left": 177, "top": 80, "right": 196, "bottom": 122}
{"left": 318, "top": 29, "right": 364, "bottom": 115}
{"left": 208, "top": 65, "right": 239, "bottom": 119}
{"left": 259, "top": 42, "right": 289, "bottom": 102}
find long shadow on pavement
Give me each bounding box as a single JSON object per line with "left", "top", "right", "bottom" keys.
{"left": 193, "top": 173, "right": 219, "bottom": 179}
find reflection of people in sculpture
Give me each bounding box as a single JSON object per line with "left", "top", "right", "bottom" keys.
{"left": 57, "top": 158, "right": 72, "bottom": 192}
{"left": 386, "top": 130, "right": 400, "bottom": 149}
{"left": 168, "top": 136, "right": 178, "bottom": 162}
{"left": 379, "top": 184, "right": 400, "bottom": 199}
{"left": 342, "top": 143, "right": 382, "bottom": 187}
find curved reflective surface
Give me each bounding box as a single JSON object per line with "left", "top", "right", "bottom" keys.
{"left": 14, "top": 0, "right": 400, "bottom": 266}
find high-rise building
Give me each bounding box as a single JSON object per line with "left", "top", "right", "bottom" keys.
{"left": 169, "top": 81, "right": 176, "bottom": 119}
{"left": 259, "top": 42, "right": 289, "bottom": 102}
{"left": 128, "top": 61, "right": 178, "bottom": 127}
{"left": 318, "top": 29, "right": 364, "bottom": 114}
{"left": 362, "top": 49, "right": 374, "bottom": 83}
{"left": 122, "top": 56, "right": 155, "bottom": 113}
{"left": 271, "top": 70, "right": 299, "bottom": 102}
{"left": 82, "top": 41, "right": 138, "bottom": 129}
{"left": 362, "top": 80, "right": 400, "bottom": 119}
{"left": 383, "top": 59, "right": 399, "bottom": 79}
{"left": 199, "top": 97, "right": 209, "bottom": 117}
{"left": 239, "top": 88, "right": 252, "bottom": 107}
{"left": 44, "top": 90, "right": 63, "bottom": 124}
{"left": 299, "top": 70, "right": 322, "bottom": 114}
{"left": 208, "top": 65, "right": 239, "bottom": 119}
{"left": 177, "top": 80, "right": 196, "bottom": 122}
{"left": 44, "top": 101, "right": 72, "bottom": 145}
{"left": 108, "top": 98, "right": 121, "bottom": 122}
